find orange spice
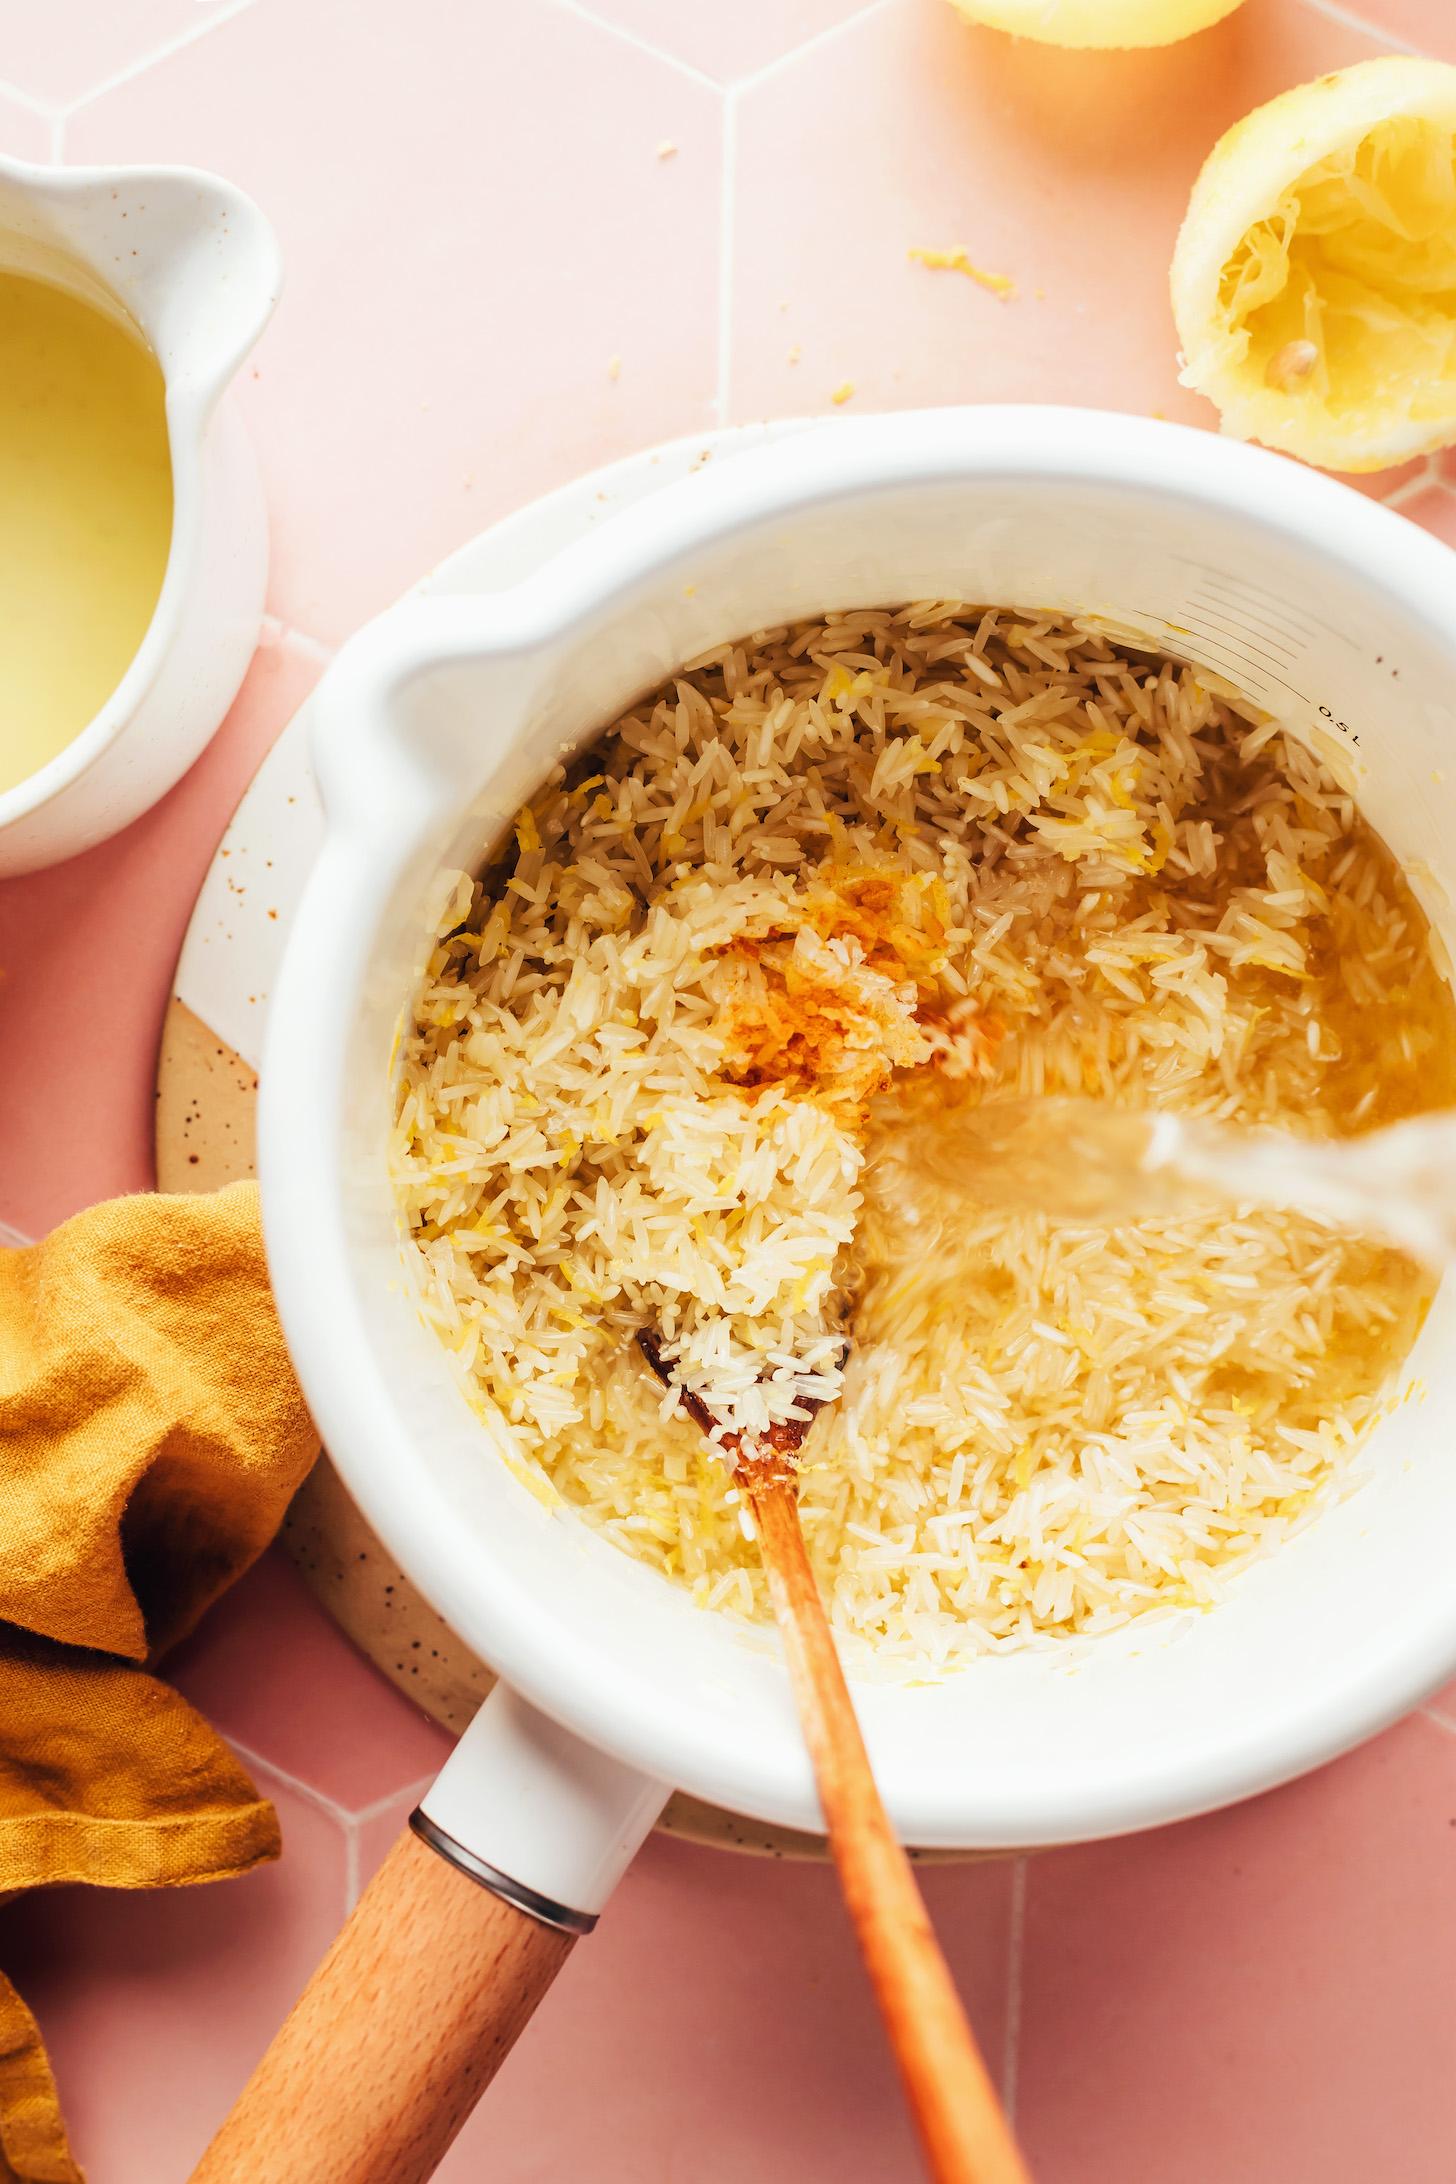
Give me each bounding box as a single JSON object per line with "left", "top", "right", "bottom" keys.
{"left": 802, "top": 867, "right": 953, "bottom": 991}
{"left": 709, "top": 869, "right": 999, "bottom": 1121}
{"left": 712, "top": 877, "right": 957, "bottom": 1124}
{"left": 720, "top": 936, "right": 890, "bottom": 1107}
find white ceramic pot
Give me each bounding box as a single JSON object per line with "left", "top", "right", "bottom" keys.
{"left": 237, "top": 407, "right": 1456, "bottom": 2174}
{"left": 0, "top": 155, "right": 279, "bottom": 875}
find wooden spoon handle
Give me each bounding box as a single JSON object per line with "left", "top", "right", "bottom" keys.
{"left": 749, "top": 1477, "right": 1030, "bottom": 2184}
{"left": 190, "top": 1823, "right": 574, "bottom": 2184}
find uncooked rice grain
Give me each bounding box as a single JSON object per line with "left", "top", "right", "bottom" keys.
{"left": 393, "top": 605, "right": 1455, "bottom": 1669}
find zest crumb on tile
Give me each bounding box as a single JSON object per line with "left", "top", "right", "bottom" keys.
{"left": 907, "top": 245, "right": 1014, "bottom": 300}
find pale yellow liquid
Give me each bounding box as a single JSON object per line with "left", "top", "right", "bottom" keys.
{"left": 0, "top": 266, "right": 172, "bottom": 796}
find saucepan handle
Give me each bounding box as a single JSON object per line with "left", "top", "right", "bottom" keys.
{"left": 189, "top": 1823, "right": 571, "bottom": 2184}
{"left": 191, "top": 1687, "right": 667, "bottom": 2184}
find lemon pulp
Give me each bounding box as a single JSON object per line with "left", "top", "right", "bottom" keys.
{"left": 0, "top": 264, "right": 173, "bottom": 798}
{"left": 1220, "top": 114, "right": 1456, "bottom": 450}
{"left": 1173, "top": 60, "right": 1456, "bottom": 470}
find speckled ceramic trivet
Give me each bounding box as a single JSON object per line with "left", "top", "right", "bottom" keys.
{"left": 157, "top": 420, "right": 991, "bottom": 1862}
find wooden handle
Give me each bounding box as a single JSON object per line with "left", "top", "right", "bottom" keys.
{"left": 191, "top": 1823, "right": 574, "bottom": 2184}
{"left": 749, "top": 1478, "right": 1031, "bottom": 2184}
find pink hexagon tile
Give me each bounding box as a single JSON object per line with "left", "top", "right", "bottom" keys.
{"left": 1398, "top": 482, "right": 1456, "bottom": 551}
{"left": 0, "top": 0, "right": 231, "bottom": 112}
{"left": 1015, "top": 1713, "right": 1456, "bottom": 2184}
{"left": 1, "top": 1767, "right": 347, "bottom": 2184}
{"left": 579, "top": 0, "right": 885, "bottom": 85}
{"left": 431, "top": 1834, "right": 1015, "bottom": 2182}
{"left": 0, "top": 630, "right": 322, "bottom": 1239}
{"left": 65, "top": 0, "right": 723, "bottom": 647}
{"left": 727, "top": 0, "right": 1414, "bottom": 490}
{"left": 169, "top": 1550, "right": 452, "bottom": 1816}
{"left": 1338, "top": 452, "right": 1433, "bottom": 501}
{"left": 0, "top": 86, "right": 52, "bottom": 162}
{"left": 1333, "top": 0, "right": 1456, "bottom": 61}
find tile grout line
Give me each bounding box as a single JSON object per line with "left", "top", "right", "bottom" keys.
{"left": 350, "top": 1771, "right": 441, "bottom": 1828}
{"left": 539, "top": 0, "right": 721, "bottom": 93}
{"left": 1382, "top": 455, "right": 1441, "bottom": 512}
{"left": 730, "top": 0, "right": 901, "bottom": 95}
{"left": 343, "top": 1816, "right": 361, "bottom": 1913}
{"left": 260, "top": 613, "right": 337, "bottom": 667}
{"left": 0, "top": 75, "right": 60, "bottom": 121}
{"left": 715, "top": 90, "right": 737, "bottom": 428}
{"left": 1002, "top": 1855, "right": 1027, "bottom": 2124}
{"left": 225, "top": 1733, "right": 357, "bottom": 1828}
{"left": 1296, "top": 0, "right": 1427, "bottom": 57}
{"left": 228, "top": 1736, "right": 440, "bottom": 1837}
{"left": 59, "top": 0, "right": 260, "bottom": 119}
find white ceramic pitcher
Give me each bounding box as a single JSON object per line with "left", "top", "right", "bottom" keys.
{"left": 0, "top": 154, "right": 279, "bottom": 874}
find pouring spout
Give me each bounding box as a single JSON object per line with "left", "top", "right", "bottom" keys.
{"left": 0, "top": 154, "right": 280, "bottom": 415}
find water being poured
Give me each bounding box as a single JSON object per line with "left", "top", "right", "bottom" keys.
{"left": 868, "top": 1096, "right": 1456, "bottom": 1274}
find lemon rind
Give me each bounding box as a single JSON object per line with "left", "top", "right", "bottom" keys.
{"left": 1171, "top": 56, "right": 1456, "bottom": 472}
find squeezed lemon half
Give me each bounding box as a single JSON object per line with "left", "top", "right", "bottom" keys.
{"left": 946, "top": 0, "right": 1244, "bottom": 47}
{"left": 1172, "top": 57, "right": 1456, "bottom": 472}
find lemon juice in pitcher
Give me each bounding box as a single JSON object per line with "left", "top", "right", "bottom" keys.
{"left": 0, "top": 262, "right": 172, "bottom": 797}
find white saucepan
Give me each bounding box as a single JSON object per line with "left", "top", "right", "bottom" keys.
{"left": 198, "top": 408, "right": 1456, "bottom": 2182}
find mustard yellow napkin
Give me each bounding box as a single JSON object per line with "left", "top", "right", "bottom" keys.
{"left": 0, "top": 1183, "right": 317, "bottom": 2184}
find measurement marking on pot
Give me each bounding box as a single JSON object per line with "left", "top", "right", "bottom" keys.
{"left": 1184, "top": 615, "right": 1301, "bottom": 672}
{"left": 1176, "top": 632, "right": 1308, "bottom": 703}
{"left": 1194, "top": 573, "right": 1345, "bottom": 647}
{"left": 1195, "top": 580, "right": 1319, "bottom": 643}
{"left": 1186, "top": 597, "right": 1301, "bottom": 666}
{"left": 1318, "top": 704, "right": 1360, "bottom": 745}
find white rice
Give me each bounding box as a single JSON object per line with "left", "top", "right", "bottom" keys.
{"left": 392, "top": 605, "right": 1453, "bottom": 1669}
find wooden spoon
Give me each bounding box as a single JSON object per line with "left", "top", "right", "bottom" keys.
{"left": 637, "top": 1331, "right": 1030, "bottom": 2184}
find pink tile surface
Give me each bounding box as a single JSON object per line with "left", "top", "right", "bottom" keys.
{"left": 2, "top": 1770, "right": 347, "bottom": 2184}
{"left": 1395, "top": 482, "right": 1456, "bottom": 550}
{"left": 730, "top": 0, "right": 1391, "bottom": 443}
{"left": 169, "top": 1550, "right": 452, "bottom": 1814}
{"left": 65, "top": 0, "right": 722, "bottom": 646}
{"left": 1017, "top": 1716, "right": 1456, "bottom": 2184}
{"left": 582, "top": 0, "right": 880, "bottom": 83}
{"left": 7, "top": 0, "right": 1456, "bottom": 2178}
{"left": 1338, "top": 0, "right": 1456, "bottom": 59}
{"left": 1339, "top": 451, "right": 1432, "bottom": 500}
{"left": 0, "top": 632, "right": 321, "bottom": 1237}
{"left": 422, "top": 1831, "right": 1012, "bottom": 2183}
{"left": 0, "top": 85, "right": 53, "bottom": 162}
{"left": 0, "top": 0, "right": 224, "bottom": 110}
